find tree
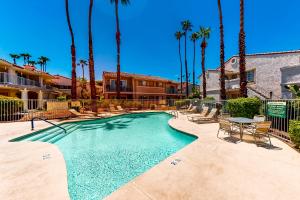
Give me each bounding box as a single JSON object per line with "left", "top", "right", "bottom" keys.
{"left": 88, "top": 0, "right": 97, "bottom": 110}
{"left": 198, "top": 27, "right": 211, "bottom": 99}
{"left": 20, "top": 53, "right": 31, "bottom": 65}
{"left": 38, "top": 56, "right": 50, "bottom": 72}
{"left": 9, "top": 54, "right": 20, "bottom": 65}
{"left": 239, "top": 0, "right": 247, "bottom": 97}
{"left": 28, "top": 60, "right": 36, "bottom": 66}
{"left": 218, "top": 0, "right": 226, "bottom": 100}
{"left": 65, "top": 0, "right": 77, "bottom": 100}
{"left": 181, "top": 20, "right": 193, "bottom": 97}
{"left": 175, "top": 31, "right": 183, "bottom": 94}
{"left": 110, "top": 0, "right": 130, "bottom": 99}
{"left": 190, "top": 32, "right": 199, "bottom": 89}
{"left": 77, "top": 59, "right": 88, "bottom": 80}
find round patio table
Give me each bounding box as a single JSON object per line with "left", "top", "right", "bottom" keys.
{"left": 228, "top": 117, "right": 259, "bottom": 141}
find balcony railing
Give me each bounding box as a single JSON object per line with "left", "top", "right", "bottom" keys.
{"left": 225, "top": 78, "right": 240, "bottom": 90}
{"left": 0, "top": 72, "right": 40, "bottom": 87}
{"left": 106, "top": 85, "right": 133, "bottom": 92}
{"left": 166, "top": 88, "right": 179, "bottom": 94}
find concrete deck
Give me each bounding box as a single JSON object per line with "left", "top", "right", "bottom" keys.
{"left": 1, "top": 112, "right": 300, "bottom": 200}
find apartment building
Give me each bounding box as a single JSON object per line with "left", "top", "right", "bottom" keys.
{"left": 199, "top": 50, "right": 300, "bottom": 100}
{"left": 103, "top": 71, "right": 183, "bottom": 100}
{"left": 0, "top": 59, "right": 61, "bottom": 109}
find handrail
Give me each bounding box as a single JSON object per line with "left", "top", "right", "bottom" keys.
{"left": 31, "top": 117, "right": 67, "bottom": 134}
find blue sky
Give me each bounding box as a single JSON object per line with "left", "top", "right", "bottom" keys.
{"left": 0, "top": 0, "right": 299, "bottom": 82}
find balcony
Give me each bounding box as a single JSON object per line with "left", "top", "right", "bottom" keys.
{"left": 225, "top": 78, "right": 240, "bottom": 90}
{"left": 106, "top": 85, "right": 133, "bottom": 92}
{"left": 166, "top": 88, "right": 179, "bottom": 94}
{"left": 0, "top": 72, "right": 40, "bottom": 87}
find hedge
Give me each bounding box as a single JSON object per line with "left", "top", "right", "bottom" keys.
{"left": 226, "top": 97, "right": 261, "bottom": 118}
{"left": 289, "top": 120, "right": 300, "bottom": 148}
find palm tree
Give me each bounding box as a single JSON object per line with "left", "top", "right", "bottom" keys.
{"left": 88, "top": 0, "right": 97, "bottom": 109}
{"left": 198, "top": 27, "right": 211, "bottom": 99}
{"left": 77, "top": 59, "right": 88, "bottom": 80}
{"left": 110, "top": 0, "right": 130, "bottom": 99}
{"left": 37, "top": 61, "right": 43, "bottom": 71}
{"left": 181, "top": 20, "right": 193, "bottom": 97}
{"left": 190, "top": 32, "right": 199, "bottom": 89}
{"left": 28, "top": 60, "right": 36, "bottom": 66}
{"left": 20, "top": 53, "right": 31, "bottom": 65}
{"left": 218, "top": 0, "right": 226, "bottom": 100}
{"left": 65, "top": 0, "right": 77, "bottom": 99}
{"left": 38, "top": 56, "right": 50, "bottom": 72}
{"left": 9, "top": 54, "right": 20, "bottom": 65}
{"left": 239, "top": 0, "right": 247, "bottom": 97}
{"left": 175, "top": 31, "right": 183, "bottom": 94}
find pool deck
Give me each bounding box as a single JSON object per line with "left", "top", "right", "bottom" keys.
{"left": 1, "top": 112, "right": 300, "bottom": 200}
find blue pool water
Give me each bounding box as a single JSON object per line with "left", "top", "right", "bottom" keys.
{"left": 13, "top": 113, "right": 196, "bottom": 199}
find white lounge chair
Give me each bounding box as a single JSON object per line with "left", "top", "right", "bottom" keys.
{"left": 188, "top": 108, "right": 218, "bottom": 123}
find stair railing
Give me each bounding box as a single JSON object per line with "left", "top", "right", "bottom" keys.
{"left": 31, "top": 117, "right": 67, "bottom": 134}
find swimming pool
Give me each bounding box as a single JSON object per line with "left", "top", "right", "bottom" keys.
{"left": 13, "top": 112, "right": 197, "bottom": 199}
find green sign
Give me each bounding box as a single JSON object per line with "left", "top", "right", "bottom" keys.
{"left": 267, "top": 102, "right": 287, "bottom": 118}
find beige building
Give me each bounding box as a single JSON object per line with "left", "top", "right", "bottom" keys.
{"left": 199, "top": 50, "right": 300, "bottom": 100}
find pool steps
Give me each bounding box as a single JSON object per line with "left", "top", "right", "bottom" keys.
{"left": 22, "top": 123, "right": 80, "bottom": 144}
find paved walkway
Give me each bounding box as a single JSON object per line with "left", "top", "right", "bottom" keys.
{"left": 1, "top": 113, "right": 300, "bottom": 200}
{"left": 106, "top": 112, "right": 300, "bottom": 200}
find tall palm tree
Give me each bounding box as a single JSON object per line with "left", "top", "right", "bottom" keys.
{"left": 239, "top": 0, "right": 247, "bottom": 97}
{"left": 198, "top": 27, "right": 211, "bottom": 99}
{"left": 175, "top": 31, "right": 183, "bottom": 94}
{"left": 37, "top": 61, "right": 43, "bottom": 71}
{"left": 38, "top": 56, "right": 50, "bottom": 72}
{"left": 88, "top": 0, "right": 97, "bottom": 108}
{"left": 110, "top": 0, "right": 130, "bottom": 99}
{"left": 190, "top": 32, "right": 199, "bottom": 89}
{"left": 65, "top": 0, "right": 77, "bottom": 99}
{"left": 77, "top": 59, "right": 88, "bottom": 80}
{"left": 20, "top": 53, "right": 31, "bottom": 65}
{"left": 181, "top": 20, "right": 193, "bottom": 97}
{"left": 9, "top": 54, "right": 20, "bottom": 65}
{"left": 218, "top": 0, "right": 226, "bottom": 100}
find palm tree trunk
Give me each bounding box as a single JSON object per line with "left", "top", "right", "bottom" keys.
{"left": 239, "top": 0, "right": 247, "bottom": 97}
{"left": 178, "top": 39, "right": 183, "bottom": 94}
{"left": 82, "top": 64, "right": 85, "bottom": 80}
{"left": 193, "top": 40, "right": 196, "bottom": 89}
{"left": 115, "top": 0, "right": 121, "bottom": 99}
{"left": 184, "top": 33, "right": 189, "bottom": 97}
{"left": 88, "top": 0, "right": 97, "bottom": 111}
{"left": 201, "top": 40, "right": 207, "bottom": 99}
{"left": 65, "top": 0, "right": 77, "bottom": 100}
{"left": 218, "top": 0, "right": 226, "bottom": 100}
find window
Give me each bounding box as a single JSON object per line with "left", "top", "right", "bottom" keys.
{"left": 110, "top": 80, "right": 116, "bottom": 89}
{"left": 246, "top": 70, "right": 255, "bottom": 82}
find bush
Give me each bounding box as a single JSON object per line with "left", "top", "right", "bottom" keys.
{"left": 289, "top": 120, "right": 300, "bottom": 148}
{"left": 175, "top": 99, "right": 190, "bottom": 109}
{"left": 226, "top": 97, "right": 261, "bottom": 118}
{"left": 57, "top": 95, "right": 67, "bottom": 101}
{"left": 0, "top": 95, "right": 24, "bottom": 120}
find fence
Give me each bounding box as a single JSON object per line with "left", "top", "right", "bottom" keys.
{"left": 1, "top": 97, "right": 299, "bottom": 143}
{"left": 0, "top": 98, "right": 179, "bottom": 122}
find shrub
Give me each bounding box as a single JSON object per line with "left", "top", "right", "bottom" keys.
{"left": 226, "top": 97, "right": 261, "bottom": 118}
{"left": 57, "top": 95, "right": 67, "bottom": 101}
{"left": 175, "top": 99, "right": 190, "bottom": 109}
{"left": 203, "top": 96, "right": 215, "bottom": 101}
{"left": 289, "top": 120, "right": 300, "bottom": 148}
{"left": 0, "top": 95, "right": 24, "bottom": 120}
